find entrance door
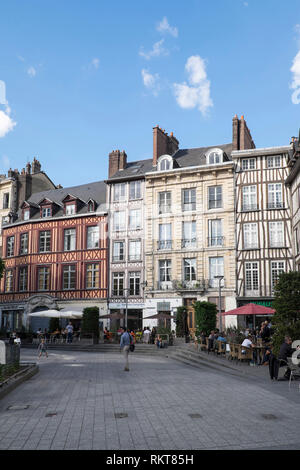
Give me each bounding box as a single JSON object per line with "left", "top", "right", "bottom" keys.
{"left": 184, "top": 298, "right": 197, "bottom": 336}
{"left": 127, "top": 310, "right": 143, "bottom": 331}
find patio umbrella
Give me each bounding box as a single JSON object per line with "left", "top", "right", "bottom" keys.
{"left": 146, "top": 313, "right": 176, "bottom": 319}
{"left": 60, "top": 310, "right": 83, "bottom": 319}
{"left": 28, "top": 310, "right": 80, "bottom": 319}
{"left": 224, "top": 303, "right": 275, "bottom": 316}
{"left": 99, "top": 313, "right": 137, "bottom": 320}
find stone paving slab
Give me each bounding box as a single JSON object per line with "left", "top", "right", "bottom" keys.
{"left": 0, "top": 350, "right": 299, "bottom": 450}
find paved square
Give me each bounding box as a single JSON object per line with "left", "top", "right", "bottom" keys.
{"left": 0, "top": 349, "right": 299, "bottom": 450}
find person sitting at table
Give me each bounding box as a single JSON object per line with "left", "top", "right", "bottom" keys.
{"left": 208, "top": 331, "right": 215, "bottom": 352}
{"left": 156, "top": 335, "right": 163, "bottom": 349}
{"left": 241, "top": 335, "right": 257, "bottom": 363}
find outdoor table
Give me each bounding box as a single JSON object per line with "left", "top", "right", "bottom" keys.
{"left": 251, "top": 345, "right": 271, "bottom": 365}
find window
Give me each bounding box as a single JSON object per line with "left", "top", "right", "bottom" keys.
{"left": 88, "top": 201, "right": 94, "bottom": 212}
{"left": 65, "top": 204, "right": 76, "bottom": 215}
{"left": 243, "top": 223, "right": 258, "bottom": 249}
{"left": 245, "top": 262, "right": 259, "bottom": 292}
{"left": 63, "top": 265, "right": 76, "bottom": 290}
{"left": 129, "top": 240, "right": 141, "bottom": 261}
{"left": 207, "top": 149, "right": 223, "bottom": 165}
{"left": 183, "top": 258, "right": 196, "bottom": 281}
{"left": 113, "top": 211, "right": 125, "bottom": 231}
{"left": 242, "top": 159, "right": 255, "bottom": 170}
{"left": 19, "top": 267, "right": 28, "bottom": 291}
{"left": 268, "top": 184, "right": 283, "bottom": 209}
{"left": 159, "top": 191, "right": 171, "bottom": 214}
{"left": 182, "top": 221, "right": 196, "bottom": 248}
{"left": 114, "top": 183, "right": 126, "bottom": 202}
{"left": 113, "top": 241, "right": 125, "bottom": 262}
{"left": 64, "top": 229, "right": 76, "bottom": 251}
{"left": 295, "top": 228, "right": 300, "bottom": 255}
{"left": 160, "top": 159, "right": 171, "bottom": 171}
{"left": 3, "top": 193, "right": 9, "bottom": 209}
{"left": 86, "top": 264, "right": 99, "bottom": 289}
{"left": 42, "top": 207, "right": 51, "bottom": 218}
{"left": 112, "top": 272, "right": 124, "bottom": 296}
{"left": 271, "top": 261, "right": 284, "bottom": 288}
{"left": 242, "top": 185, "right": 257, "bottom": 211}
{"left": 182, "top": 189, "right": 196, "bottom": 211}
{"left": 158, "top": 223, "right": 172, "bottom": 250}
{"left": 5, "top": 269, "right": 13, "bottom": 292}
{"left": 129, "top": 272, "right": 140, "bottom": 296}
{"left": 267, "top": 155, "right": 281, "bottom": 168}
{"left": 208, "top": 186, "right": 222, "bottom": 209}
{"left": 20, "top": 233, "right": 29, "bottom": 255}
{"left": 159, "top": 260, "right": 171, "bottom": 282}
{"left": 6, "top": 236, "right": 14, "bottom": 257}
{"left": 269, "top": 222, "right": 284, "bottom": 247}
{"left": 209, "top": 257, "right": 224, "bottom": 287}
{"left": 38, "top": 267, "right": 50, "bottom": 291}
{"left": 208, "top": 219, "right": 223, "bottom": 246}
{"left": 23, "top": 209, "right": 30, "bottom": 221}
{"left": 129, "top": 209, "right": 141, "bottom": 230}
{"left": 129, "top": 181, "right": 141, "bottom": 200}
{"left": 39, "top": 231, "right": 51, "bottom": 252}
{"left": 87, "top": 226, "right": 99, "bottom": 249}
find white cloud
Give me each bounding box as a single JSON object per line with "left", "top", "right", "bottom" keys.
{"left": 91, "top": 58, "right": 100, "bottom": 69}
{"left": 141, "top": 69, "right": 160, "bottom": 96}
{"left": 0, "top": 109, "right": 16, "bottom": 138}
{"left": 139, "top": 39, "right": 168, "bottom": 60}
{"left": 27, "top": 66, "right": 36, "bottom": 77}
{"left": 173, "top": 55, "right": 213, "bottom": 115}
{"left": 157, "top": 17, "right": 178, "bottom": 37}
{"left": 291, "top": 50, "right": 300, "bottom": 104}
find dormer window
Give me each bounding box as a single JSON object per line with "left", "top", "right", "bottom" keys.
{"left": 158, "top": 154, "right": 173, "bottom": 171}
{"left": 207, "top": 148, "right": 223, "bottom": 165}
{"left": 66, "top": 204, "right": 76, "bottom": 215}
{"left": 42, "top": 207, "right": 51, "bottom": 218}
{"left": 23, "top": 210, "right": 30, "bottom": 221}
{"left": 88, "top": 201, "right": 94, "bottom": 212}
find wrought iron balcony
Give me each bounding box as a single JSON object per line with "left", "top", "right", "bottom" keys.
{"left": 207, "top": 236, "right": 224, "bottom": 247}
{"left": 181, "top": 238, "right": 197, "bottom": 248}
{"left": 112, "top": 255, "right": 125, "bottom": 262}
{"left": 156, "top": 281, "right": 173, "bottom": 290}
{"left": 157, "top": 240, "right": 172, "bottom": 250}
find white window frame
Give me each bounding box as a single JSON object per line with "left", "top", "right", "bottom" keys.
{"left": 209, "top": 257, "right": 224, "bottom": 288}
{"left": 87, "top": 226, "right": 99, "bottom": 249}
{"left": 268, "top": 183, "right": 283, "bottom": 209}
{"left": 267, "top": 155, "right": 281, "bottom": 168}
{"left": 129, "top": 181, "right": 141, "bottom": 200}
{"left": 158, "top": 223, "right": 172, "bottom": 250}
{"left": 245, "top": 262, "right": 259, "bottom": 293}
{"left": 64, "top": 228, "right": 76, "bottom": 251}
{"left": 65, "top": 204, "right": 76, "bottom": 215}
{"left": 182, "top": 221, "right": 196, "bottom": 248}
{"left": 242, "top": 185, "right": 257, "bottom": 211}
{"left": 129, "top": 209, "right": 141, "bottom": 230}
{"left": 183, "top": 258, "right": 196, "bottom": 282}
{"left": 113, "top": 211, "right": 126, "bottom": 231}
{"left": 112, "top": 272, "right": 124, "bottom": 296}
{"left": 113, "top": 241, "right": 125, "bottom": 262}
{"left": 128, "top": 240, "right": 141, "bottom": 261}
{"left": 208, "top": 186, "right": 222, "bottom": 209}
{"left": 208, "top": 219, "right": 223, "bottom": 246}
{"left": 114, "top": 183, "right": 126, "bottom": 202}
{"left": 271, "top": 261, "right": 285, "bottom": 288}
{"left": 269, "top": 221, "right": 284, "bottom": 247}
{"left": 242, "top": 158, "right": 255, "bottom": 170}
{"left": 129, "top": 271, "right": 141, "bottom": 296}
{"left": 243, "top": 223, "right": 258, "bottom": 249}
{"left": 182, "top": 188, "right": 196, "bottom": 211}
{"left": 159, "top": 191, "right": 171, "bottom": 214}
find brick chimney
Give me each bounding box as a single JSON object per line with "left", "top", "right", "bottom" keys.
{"left": 32, "top": 157, "right": 41, "bottom": 173}
{"left": 232, "top": 115, "right": 255, "bottom": 151}
{"left": 108, "top": 150, "right": 127, "bottom": 178}
{"left": 153, "top": 125, "right": 179, "bottom": 166}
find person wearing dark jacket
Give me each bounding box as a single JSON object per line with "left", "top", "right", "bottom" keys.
{"left": 278, "top": 336, "right": 294, "bottom": 379}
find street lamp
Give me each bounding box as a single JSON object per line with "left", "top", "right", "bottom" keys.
{"left": 214, "top": 275, "right": 224, "bottom": 332}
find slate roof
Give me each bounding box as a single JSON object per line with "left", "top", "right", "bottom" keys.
{"left": 14, "top": 180, "right": 107, "bottom": 222}
{"left": 107, "top": 143, "right": 233, "bottom": 182}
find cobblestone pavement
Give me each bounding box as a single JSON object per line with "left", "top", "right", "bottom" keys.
{"left": 0, "top": 349, "right": 299, "bottom": 450}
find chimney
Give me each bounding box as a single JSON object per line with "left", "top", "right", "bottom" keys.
{"left": 108, "top": 150, "right": 127, "bottom": 178}
{"left": 153, "top": 125, "right": 179, "bottom": 166}
{"left": 26, "top": 162, "right": 31, "bottom": 175}
{"left": 232, "top": 115, "right": 255, "bottom": 151}
{"left": 32, "top": 158, "right": 41, "bottom": 173}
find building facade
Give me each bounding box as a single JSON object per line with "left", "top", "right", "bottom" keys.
{"left": 286, "top": 134, "right": 300, "bottom": 270}
{"left": 0, "top": 181, "right": 108, "bottom": 332}
{"left": 106, "top": 151, "right": 151, "bottom": 330}
{"left": 232, "top": 142, "right": 294, "bottom": 327}
{"left": 0, "top": 158, "right": 56, "bottom": 255}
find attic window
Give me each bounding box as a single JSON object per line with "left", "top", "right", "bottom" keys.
{"left": 158, "top": 155, "right": 173, "bottom": 171}
{"left": 88, "top": 201, "right": 94, "bottom": 212}
{"left": 42, "top": 207, "right": 51, "bottom": 218}
{"left": 23, "top": 209, "right": 30, "bottom": 221}
{"left": 66, "top": 204, "right": 76, "bottom": 215}
{"left": 207, "top": 149, "right": 223, "bottom": 165}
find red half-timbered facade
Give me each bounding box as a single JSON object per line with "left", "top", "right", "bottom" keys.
{"left": 0, "top": 181, "right": 108, "bottom": 332}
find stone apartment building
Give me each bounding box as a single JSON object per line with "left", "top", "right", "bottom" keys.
{"left": 0, "top": 158, "right": 56, "bottom": 256}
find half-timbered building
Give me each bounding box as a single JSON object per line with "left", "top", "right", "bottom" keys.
{"left": 232, "top": 143, "right": 294, "bottom": 327}
{"left": 0, "top": 181, "right": 108, "bottom": 332}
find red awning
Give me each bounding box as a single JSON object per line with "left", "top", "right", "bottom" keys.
{"left": 224, "top": 303, "right": 275, "bottom": 316}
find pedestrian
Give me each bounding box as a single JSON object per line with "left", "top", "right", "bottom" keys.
{"left": 143, "top": 326, "right": 151, "bottom": 344}
{"left": 66, "top": 321, "right": 73, "bottom": 343}
{"left": 14, "top": 334, "right": 21, "bottom": 347}
{"left": 37, "top": 338, "right": 48, "bottom": 358}
{"left": 120, "top": 328, "right": 133, "bottom": 371}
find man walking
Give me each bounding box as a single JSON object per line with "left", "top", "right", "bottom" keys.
{"left": 120, "top": 328, "right": 133, "bottom": 371}
{"left": 66, "top": 321, "right": 73, "bottom": 343}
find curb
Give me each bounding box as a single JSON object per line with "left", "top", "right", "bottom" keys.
{"left": 0, "top": 363, "right": 39, "bottom": 400}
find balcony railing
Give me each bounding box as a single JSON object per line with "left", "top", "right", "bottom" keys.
{"left": 243, "top": 285, "right": 277, "bottom": 297}
{"left": 267, "top": 202, "right": 284, "bottom": 209}
{"left": 128, "top": 254, "right": 141, "bottom": 261}
{"left": 242, "top": 204, "right": 258, "bottom": 211}
{"left": 112, "top": 256, "right": 125, "bottom": 262}
{"left": 157, "top": 240, "right": 172, "bottom": 250}
{"left": 157, "top": 281, "right": 173, "bottom": 290}
{"left": 181, "top": 238, "right": 197, "bottom": 248}
{"left": 208, "top": 236, "right": 224, "bottom": 247}
{"left": 172, "top": 280, "right": 205, "bottom": 291}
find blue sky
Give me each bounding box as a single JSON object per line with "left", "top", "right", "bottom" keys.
{"left": 0, "top": 0, "right": 300, "bottom": 187}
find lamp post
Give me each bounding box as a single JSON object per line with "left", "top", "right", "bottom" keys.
{"left": 214, "top": 275, "right": 224, "bottom": 332}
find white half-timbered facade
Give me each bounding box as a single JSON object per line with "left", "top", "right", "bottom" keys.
{"left": 232, "top": 145, "right": 294, "bottom": 314}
